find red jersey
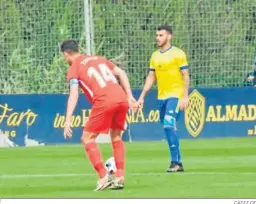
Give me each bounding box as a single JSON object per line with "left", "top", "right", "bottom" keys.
{"left": 67, "top": 55, "right": 128, "bottom": 106}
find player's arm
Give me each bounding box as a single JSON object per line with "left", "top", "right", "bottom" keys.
{"left": 112, "top": 66, "right": 137, "bottom": 110}
{"left": 139, "top": 70, "right": 156, "bottom": 100}
{"left": 137, "top": 55, "right": 156, "bottom": 107}
{"left": 181, "top": 69, "right": 190, "bottom": 98}
{"left": 64, "top": 79, "right": 79, "bottom": 138}
{"left": 66, "top": 79, "right": 79, "bottom": 123}
{"left": 112, "top": 66, "right": 133, "bottom": 99}
{"left": 180, "top": 51, "right": 190, "bottom": 110}
{"left": 106, "top": 59, "right": 136, "bottom": 109}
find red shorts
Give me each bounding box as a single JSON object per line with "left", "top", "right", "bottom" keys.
{"left": 84, "top": 102, "right": 129, "bottom": 134}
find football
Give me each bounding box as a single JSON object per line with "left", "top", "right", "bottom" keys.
{"left": 105, "top": 157, "right": 117, "bottom": 175}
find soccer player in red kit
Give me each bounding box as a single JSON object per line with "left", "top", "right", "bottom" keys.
{"left": 60, "top": 40, "right": 136, "bottom": 191}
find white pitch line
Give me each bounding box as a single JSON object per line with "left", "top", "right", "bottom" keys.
{"left": 1, "top": 172, "right": 256, "bottom": 179}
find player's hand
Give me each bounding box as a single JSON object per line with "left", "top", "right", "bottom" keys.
{"left": 64, "top": 120, "right": 72, "bottom": 139}
{"left": 138, "top": 98, "right": 144, "bottom": 108}
{"left": 134, "top": 97, "right": 144, "bottom": 111}
{"left": 128, "top": 96, "right": 137, "bottom": 111}
{"left": 180, "top": 96, "right": 189, "bottom": 111}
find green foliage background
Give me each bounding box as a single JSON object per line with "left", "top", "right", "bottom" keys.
{"left": 0, "top": 0, "right": 255, "bottom": 93}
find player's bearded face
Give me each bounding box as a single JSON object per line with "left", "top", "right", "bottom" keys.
{"left": 156, "top": 30, "right": 171, "bottom": 47}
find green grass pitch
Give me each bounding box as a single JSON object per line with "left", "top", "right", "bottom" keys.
{"left": 1, "top": 137, "right": 256, "bottom": 198}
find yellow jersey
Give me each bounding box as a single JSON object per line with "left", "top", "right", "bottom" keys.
{"left": 149, "top": 45, "right": 189, "bottom": 100}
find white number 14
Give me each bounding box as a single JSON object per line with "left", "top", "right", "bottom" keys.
{"left": 88, "top": 64, "right": 118, "bottom": 88}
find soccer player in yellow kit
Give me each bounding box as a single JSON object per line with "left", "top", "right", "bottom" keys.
{"left": 137, "top": 25, "right": 190, "bottom": 172}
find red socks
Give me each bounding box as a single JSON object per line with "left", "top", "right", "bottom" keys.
{"left": 84, "top": 140, "right": 125, "bottom": 179}
{"left": 112, "top": 140, "right": 125, "bottom": 177}
{"left": 84, "top": 142, "right": 106, "bottom": 179}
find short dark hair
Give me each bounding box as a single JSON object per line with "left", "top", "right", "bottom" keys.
{"left": 157, "top": 25, "right": 172, "bottom": 34}
{"left": 60, "top": 39, "right": 79, "bottom": 53}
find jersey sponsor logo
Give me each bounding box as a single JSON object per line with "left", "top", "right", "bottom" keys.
{"left": 185, "top": 90, "right": 205, "bottom": 137}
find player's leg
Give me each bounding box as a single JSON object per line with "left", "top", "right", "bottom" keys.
{"left": 157, "top": 99, "right": 166, "bottom": 124}
{"left": 81, "top": 131, "right": 105, "bottom": 178}
{"left": 109, "top": 102, "right": 128, "bottom": 190}
{"left": 158, "top": 99, "right": 178, "bottom": 170}
{"left": 163, "top": 98, "right": 184, "bottom": 172}
{"left": 176, "top": 112, "right": 182, "bottom": 163}
{"left": 109, "top": 129, "right": 125, "bottom": 190}
{"left": 82, "top": 106, "right": 113, "bottom": 191}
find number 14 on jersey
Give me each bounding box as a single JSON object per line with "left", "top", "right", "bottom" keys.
{"left": 88, "top": 64, "right": 118, "bottom": 88}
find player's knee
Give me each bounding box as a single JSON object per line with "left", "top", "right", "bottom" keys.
{"left": 163, "top": 115, "right": 176, "bottom": 130}
{"left": 81, "top": 131, "right": 98, "bottom": 145}
{"left": 110, "top": 129, "right": 122, "bottom": 142}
